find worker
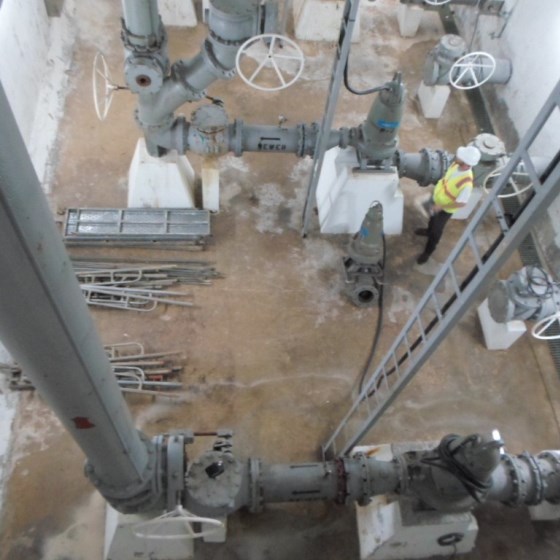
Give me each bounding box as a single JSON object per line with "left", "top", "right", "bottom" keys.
{"left": 415, "top": 145, "right": 482, "bottom": 264}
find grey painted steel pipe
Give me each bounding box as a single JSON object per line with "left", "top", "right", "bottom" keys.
{"left": 121, "top": 0, "right": 162, "bottom": 48}
{"left": 135, "top": 0, "right": 260, "bottom": 130}
{"left": 0, "top": 82, "right": 158, "bottom": 510}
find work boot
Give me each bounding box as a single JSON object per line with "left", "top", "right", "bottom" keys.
{"left": 416, "top": 252, "right": 430, "bottom": 265}
{"left": 414, "top": 228, "right": 428, "bottom": 236}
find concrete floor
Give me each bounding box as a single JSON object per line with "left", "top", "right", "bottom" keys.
{"left": 1, "top": 1, "right": 560, "bottom": 559}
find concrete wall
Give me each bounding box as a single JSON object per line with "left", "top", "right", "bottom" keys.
{"left": 0, "top": 0, "right": 75, "bottom": 190}
{"left": 455, "top": 0, "right": 560, "bottom": 274}
{"left": 0, "top": 0, "right": 50, "bottom": 145}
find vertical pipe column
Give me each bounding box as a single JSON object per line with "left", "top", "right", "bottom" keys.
{"left": 0, "top": 82, "right": 158, "bottom": 509}
{"left": 121, "top": 0, "right": 163, "bottom": 48}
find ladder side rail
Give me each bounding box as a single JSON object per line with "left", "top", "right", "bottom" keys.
{"left": 323, "top": 79, "right": 560, "bottom": 457}
{"left": 301, "top": 0, "right": 361, "bottom": 235}
{"left": 334, "top": 154, "right": 560, "bottom": 456}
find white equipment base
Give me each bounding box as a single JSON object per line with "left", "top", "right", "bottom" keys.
{"left": 202, "top": 159, "right": 220, "bottom": 212}
{"left": 417, "top": 82, "right": 451, "bottom": 119}
{"left": 352, "top": 443, "right": 477, "bottom": 560}
{"left": 104, "top": 506, "right": 194, "bottom": 560}
{"left": 293, "top": 0, "right": 361, "bottom": 42}
{"left": 529, "top": 498, "right": 560, "bottom": 521}
{"left": 159, "top": 0, "right": 197, "bottom": 27}
{"left": 477, "top": 298, "right": 527, "bottom": 350}
{"left": 316, "top": 148, "right": 403, "bottom": 235}
{"left": 128, "top": 139, "right": 196, "bottom": 209}
{"left": 356, "top": 496, "right": 478, "bottom": 560}
{"left": 397, "top": 4, "right": 424, "bottom": 38}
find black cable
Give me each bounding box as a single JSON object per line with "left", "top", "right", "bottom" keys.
{"left": 357, "top": 234, "right": 386, "bottom": 394}
{"left": 421, "top": 435, "right": 491, "bottom": 502}
{"left": 343, "top": 43, "right": 389, "bottom": 96}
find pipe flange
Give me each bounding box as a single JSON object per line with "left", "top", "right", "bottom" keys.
{"left": 335, "top": 458, "right": 348, "bottom": 505}
{"left": 248, "top": 457, "right": 264, "bottom": 513}
{"left": 134, "top": 108, "right": 174, "bottom": 131}
{"left": 85, "top": 431, "right": 163, "bottom": 514}
{"left": 357, "top": 453, "right": 371, "bottom": 506}
{"left": 232, "top": 119, "right": 244, "bottom": 157}
{"left": 538, "top": 451, "right": 560, "bottom": 504}
{"left": 521, "top": 452, "right": 545, "bottom": 505}
{"left": 209, "top": 28, "right": 250, "bottom": 47}
{"left": 501, "top": 454, "right": 526, "bottom": 506}
{"left": 202, "top": 40, "right": 237, "bottom": 80}
{"left": 125, "top": 56, "right": 165, "bottom": 94}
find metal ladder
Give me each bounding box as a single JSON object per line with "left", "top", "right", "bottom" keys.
{"left": 322, "top": 78, "right": 560, "bottom": 459}
{"left": 301, "top": 0, "right": 361, "bottom": 235}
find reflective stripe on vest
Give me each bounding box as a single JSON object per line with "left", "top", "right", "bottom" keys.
{"left": 433, "top": 163, "right": 473, "bottom": 214}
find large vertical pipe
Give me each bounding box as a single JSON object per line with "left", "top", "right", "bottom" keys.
{"left": 0, "top": 82, "right": 155, "bottom": 501}
{"left": 121, "top": 0, "right": 163, "bottom": 49}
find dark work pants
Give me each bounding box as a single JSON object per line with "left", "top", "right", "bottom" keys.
{"left": 422, "top": 210, "right": 452, "bottom": 257}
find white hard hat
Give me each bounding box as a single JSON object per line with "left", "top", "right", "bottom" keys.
{"left": 456, "top": 146, "right": 481, "bottom": 167}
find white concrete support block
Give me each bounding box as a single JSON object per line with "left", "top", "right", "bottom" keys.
{"left": 202, "top": 159, "right": 220, "bottom": 212}
{"left": 356, "top": 496, "right": 478, "bottom": 560}
{"left": 293, "top": 0, "right": 361, "bottom": 42}
{"left": 477, "top": 298, "right": 527, "bottom": 350}
{"left": 417, "top": 82, "right": 451, "bottom": 119}
{"left": 202, "top": 516, "right": 228, "bottom": 543}
{"left": 104, "top": 506, "right": 194, "bottom": 560}
{"left": 316, "top": 148, "right": 404, "bottom": 235}
{"left": 529, "top": 500, "right": 560, "bottom": 521}
{"left": 397, "top": 4, "right": 424, "bottom": 38}
{"left": 159, "top": 0, "right": 197, "bottom": 27}
{"left": 128, "top": 139, "right": 196, "bottom": 208}
{"left": 202, "top": 0, "right": 211, "bottom": 23}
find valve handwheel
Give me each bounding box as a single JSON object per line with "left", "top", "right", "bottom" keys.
{"left": 450, "top": 51, "right": 496, "bottom": 90}
{"left": 235, "top": 34, "right": 305, "bottom": 92}
{"left": 92, "top": 52, "right": 127, "bottom": 121}
{"left": 531, "top": 312, "right": 560, "bottom": 341}
{"left": 132, "top": 505, "right": 224, "bottom": 541}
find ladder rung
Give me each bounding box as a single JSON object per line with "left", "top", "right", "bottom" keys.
{"left": 448, "top": 264, "right": 462, "bottom": 298}
{"left": 466, "top": 233, "right": 484, "bottom": 269}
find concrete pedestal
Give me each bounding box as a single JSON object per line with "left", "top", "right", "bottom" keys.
{"left": 353, "top": 443, "right": 477, "bottom": 560}
{"left": 356, "top": 496, "right": 478, "bottom": 560}
{"left": 202, "top": 159, "right": 220, "bottom": 212}
{"left": 316, "top": 148, "right": 403, "bottom": 235}
{"left": 104, "top": 506, "right": 194, "bottom": 560}
{"left": 202, "top": 516, "right": 227, "bottom": 543}
{"left": 529, "top": 500, "right": 560, "bottom": 521}
{"left": 477, "top": 298, "right": 527, "bottom": 350}
{"left": 397, "top": 4, "right": 424, "bottom": 37}
{"left": 128, "top": 139, "right": 196, "bottom": 209}
{"left": 417, "top": 82, "right": 451, "bottom": 119}
{"left": 293, "top": 0, "right": 361, "bottom": 42}
{"left": 159, "top": 0, "right": 197, "bottom": 27}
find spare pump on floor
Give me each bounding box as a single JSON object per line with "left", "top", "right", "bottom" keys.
{"left": 342, "top": 202, "right": 385, "bottom": 308}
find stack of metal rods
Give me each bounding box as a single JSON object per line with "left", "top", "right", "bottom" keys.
{"left": 70, "top": 258, "right": 223, "bottom": 311}
{"left": 1, "top": 342, "right": 185, "bottom": 398}
{"left": 105, "top": 342, "right": 184, "bottom": 397}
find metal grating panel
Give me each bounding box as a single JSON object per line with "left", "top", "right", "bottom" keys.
{"left": 64, "top": 208, "right": 211, "bottom": 245}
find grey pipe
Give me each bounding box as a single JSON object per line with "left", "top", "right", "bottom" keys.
{"left": 135, "top": 0, "right": 262, "bottom": 130}
{"left": 0, "top": 82, "right": 161, "bottom": 514}
{"left": 121, "top": 0, "right": 163, "bottom": 50}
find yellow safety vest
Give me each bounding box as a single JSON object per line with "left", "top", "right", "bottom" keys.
{"left": 432, "top": 163, "right": 474, "bottom": 214}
